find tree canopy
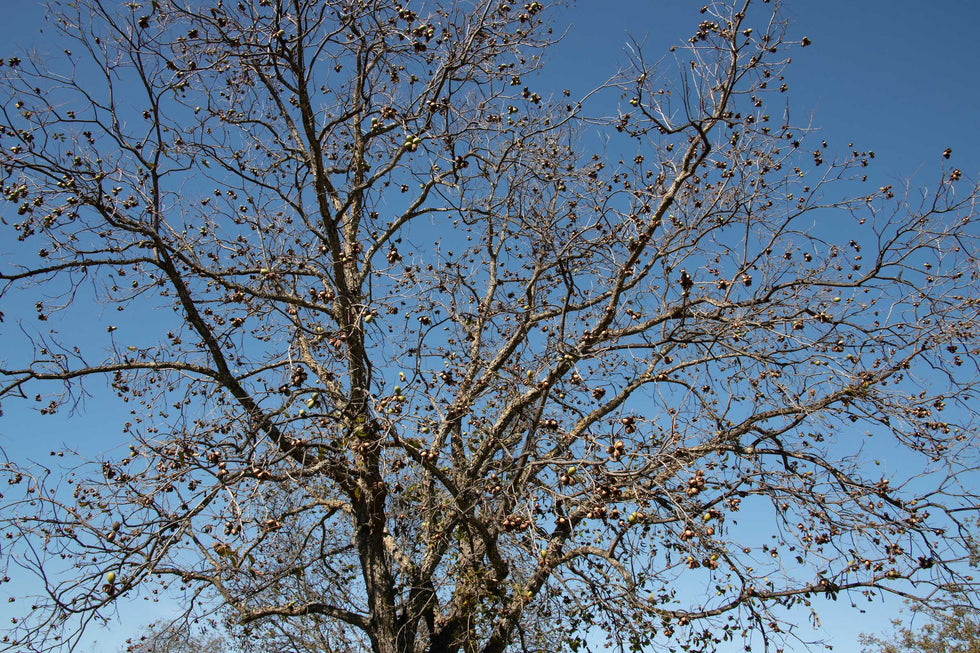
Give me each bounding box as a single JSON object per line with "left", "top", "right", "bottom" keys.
{"left": 122, "top": 619, "right": 230, "bottom": 653}
{"left": 860, "top": 594, "right": 980, "bottom": 653}
{"left": 1, "top": 1, "right": 979, "bottom": 652}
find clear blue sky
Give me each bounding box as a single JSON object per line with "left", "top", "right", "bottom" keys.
{"left": 1, "top": 1, "right": 978, "bottom": 651}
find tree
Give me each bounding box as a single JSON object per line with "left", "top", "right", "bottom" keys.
{"left": 122, "top": 619, "right": 231, "bottom": 653}
{"left": 860, "top": 595, "right": 980, "bottom": 653}
{"left": 1, "top": 1, "right": 978, "bottom": 652}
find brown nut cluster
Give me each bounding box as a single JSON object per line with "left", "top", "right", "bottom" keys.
{"left": 606, "top": 440, "right": 626, "bottom": 461}
{"left": 686, "top": 470, "right": 706, "bottom": 496}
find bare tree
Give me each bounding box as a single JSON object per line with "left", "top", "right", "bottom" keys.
{"left": 1, "top": 1, "right": 979, "bottom": 652}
